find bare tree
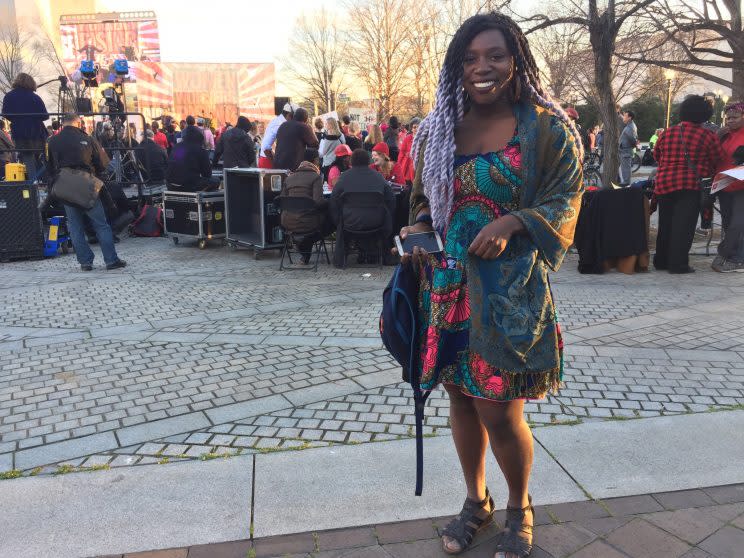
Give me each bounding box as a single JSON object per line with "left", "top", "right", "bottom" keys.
{"left": 0, "top": 24, "right": 43, "bottom": 95}
{"left": 515, "top": 0, "right": 656, "bottom": 187}
{"left": 284, "top": 9, "right": 347, "bottom": 113}
{"left": 346, "top": 0, "right": 414, "bottom": 120}
{"left": 622, "top": 0, "right": 743, "bottom": 99}
{"left": 530, "top": 25, "right": 585, "bottom": 101}
{"left": 402, "top": 0, "right": 509, "bottom": 117}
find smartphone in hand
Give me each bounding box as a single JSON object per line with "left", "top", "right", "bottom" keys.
{"left": 395, "top": 231, "right": 444, "bottom": 255}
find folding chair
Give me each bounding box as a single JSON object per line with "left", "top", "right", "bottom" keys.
{"left": 276, "top": 195, "right": 330, "bottom": 271}
{"left": 338, "top": 190, "right": 388, "bottom": 269}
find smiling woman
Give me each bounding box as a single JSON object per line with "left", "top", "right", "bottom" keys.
{"left": 396, "top": 12, "right": 584, "bottom": 558}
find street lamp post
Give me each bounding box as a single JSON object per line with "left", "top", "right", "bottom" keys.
{"left": 715, "top": 89, "right": 724, "bottom": 125}
{"left": 664, "top": 68, "right": 675, "bottom": 129}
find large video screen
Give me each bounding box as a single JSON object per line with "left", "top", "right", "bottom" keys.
{"left": 59, "top": 19, "right": 161, "bottom": 85}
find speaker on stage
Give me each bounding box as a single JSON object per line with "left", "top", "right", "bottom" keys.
{"left": 75, "top": 97, "right": 92, "bottom": 113}
{"left": 0, "top": 182, "right": 44, "bottom": 261}
{"left": 274, "top": 97, "right": 290, "bottom": 116}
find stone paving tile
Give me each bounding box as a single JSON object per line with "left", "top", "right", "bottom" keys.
{"left": 653, "top": 489, "right": 717, "bottom": 511}
{"left": 642, "top": 508, "right": 725, "bottom": 545}
{"left": 605, "top": 518, "right": 692, "bottom": 557}
{"left": 3, "top": 238, "right": 744, "bottom": 475}
{"left": 697, "top": 525, "right": 744, "bottom": 558}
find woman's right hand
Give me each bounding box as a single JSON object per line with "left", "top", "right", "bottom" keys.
{"left": 392, "top": 221, "right": 434, "bottom": 271}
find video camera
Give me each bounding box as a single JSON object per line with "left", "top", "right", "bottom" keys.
{"left": 102, "top": 87, "right": 124, "bottom": 115}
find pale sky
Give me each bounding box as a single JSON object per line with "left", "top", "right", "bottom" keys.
{"left": 99, "top": 0, "right": 335, "bottom": 62}
{"left": 98, "top": 0, "right": 336, "bottom": 95}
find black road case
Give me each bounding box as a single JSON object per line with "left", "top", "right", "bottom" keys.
{"left": 0, "top": 182, "right": 44, "bottom": 261}
{"left": 163, "top": 190, "right": 226, "bottom": 249}
{"left": 223, "top": 168, "right": 287, "bottom": 258}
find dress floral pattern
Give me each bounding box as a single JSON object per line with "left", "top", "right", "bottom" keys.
{"left": 417, "top": 134, "right": 563, "bottom": 401}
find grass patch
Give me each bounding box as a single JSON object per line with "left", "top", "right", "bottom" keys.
{"left": 50, "top": 463, "right": 111, "bottom": 476}
{"left": 158, "top": 457, "right": 170, "bottom": 465}
{"left": 0, "top": 470, "right": 22, "bottom": 480}
{"left": 708, "top": 403, "right": 744, "bottom": 413}
{"left": 52, "top": 464, "right": 76, "bottom": 476}
{"left": 257, "top": 441, "right": 313, "bottom": 454}
{"left": 80, "top": 464, "right": 110, "bottom": 473}
{"left": 29, "top": 467, "right": 43, "bottom": 476}
{"left": 200, "top": 449, "right": 242, "bottom": 461}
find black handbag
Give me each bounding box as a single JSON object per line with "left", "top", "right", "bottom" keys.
{"left": 51, "top": 168, "right": 104, "bottom": 210}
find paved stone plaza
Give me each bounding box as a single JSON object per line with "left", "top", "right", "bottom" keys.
{"left": 1, "top": 234, "right": 744, "bottom": 475}
{"left": 2, "top": 232, "right": 744, "bottom": 558}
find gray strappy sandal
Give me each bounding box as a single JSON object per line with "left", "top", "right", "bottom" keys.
{"left": 441, "top": 488, "right": 495, "bottom": 555}
{"left": 495, "top": 494, "right": 534, "bottom": 557}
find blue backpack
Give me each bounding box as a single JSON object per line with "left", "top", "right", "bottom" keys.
{"left": 379, "top": 263, "right": 436, "bottom": 496}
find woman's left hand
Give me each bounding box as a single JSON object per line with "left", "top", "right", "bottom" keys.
{"left": 468, "top": 215, "right": 524, "bottom": 260}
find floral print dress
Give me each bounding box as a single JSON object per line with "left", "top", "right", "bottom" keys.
{"left": 417, "top": 132, "right": 563, "bottom": 401}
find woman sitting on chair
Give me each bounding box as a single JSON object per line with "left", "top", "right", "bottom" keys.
{"left": 280, "top": 148, "right": 331, "bottom": 264}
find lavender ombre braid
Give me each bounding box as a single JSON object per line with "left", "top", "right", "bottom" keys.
{"left": 413, "top": 12, "right": 584, "bottom": 229}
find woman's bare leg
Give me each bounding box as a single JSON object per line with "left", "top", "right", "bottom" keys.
{"left": 441, "top": 384, "right": 492, "bottom": 553}
{"left": 473, "top": 398, "right": 533, "bottom": 558}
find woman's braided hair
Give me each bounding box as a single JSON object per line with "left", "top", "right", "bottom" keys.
{"left": 413, "top": 12, "right": 584, "bottom": 228}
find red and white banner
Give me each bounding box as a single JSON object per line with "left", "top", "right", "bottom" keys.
{"left": 238, "top": 64, "right": 276, "bottom": 123}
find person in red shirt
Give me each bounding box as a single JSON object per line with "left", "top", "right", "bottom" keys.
{"left": 653, "top": 95, "right": 724, "bottom": 274}
{"left": 370, "top": 142, "right": 405, "bottom": 184}
{"left": 397, "top": 118, "right": 419, "bottom": 186}
{"left": 151, "top": 121, "right": 169, "bottom": 151}
{"left": 713, "top": 102, "right": 744, "bottom": 272}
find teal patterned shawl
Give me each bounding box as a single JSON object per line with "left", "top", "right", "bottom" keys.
{"left": 410, "top": 102, "right": 583, "bottom": 388}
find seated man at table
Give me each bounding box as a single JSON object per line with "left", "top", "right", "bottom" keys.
{"left": 330, "top": 149, "right": 395, "bottom": 266}
{"left": 166, "top": 126, "right": 220, "bottom": 192}
{"left": 280, "top": 148, "right": 331, "bottom": 264}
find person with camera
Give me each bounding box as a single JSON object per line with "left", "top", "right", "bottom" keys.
{"left": 47, "top": 113, "right": 125, "bottom": 271}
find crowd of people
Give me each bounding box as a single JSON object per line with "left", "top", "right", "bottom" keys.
{"left": 0, "top": 67, "right": 742, "bottom": 275}
{"left": 569, "top": 95, "right": 744, "bottom": 274}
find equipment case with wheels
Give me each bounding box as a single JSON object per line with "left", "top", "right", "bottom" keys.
{"left": 223, "top": 168, "right": 287, "bottom": 258}
{"left": 163, "top": 190, "right": 226, "bottom": 249}
{"left": 0, "top": 182, "right": 44, "bottom": 261}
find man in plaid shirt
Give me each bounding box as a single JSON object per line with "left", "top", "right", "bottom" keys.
{"left": 653, "top": 95, "right": 723, "bottom": 273}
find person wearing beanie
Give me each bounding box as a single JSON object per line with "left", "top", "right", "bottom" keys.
{"left": 213, "top": 115, "right": 256, "bottom": 168}
{"left": 328, "top": 143, "right": 352, "bottom": 189}
{"left": 280, "top": 147, "right": 331, "bottom": 264}
{"left": 370, "top": 141, "right": 405, "bottom": 184}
